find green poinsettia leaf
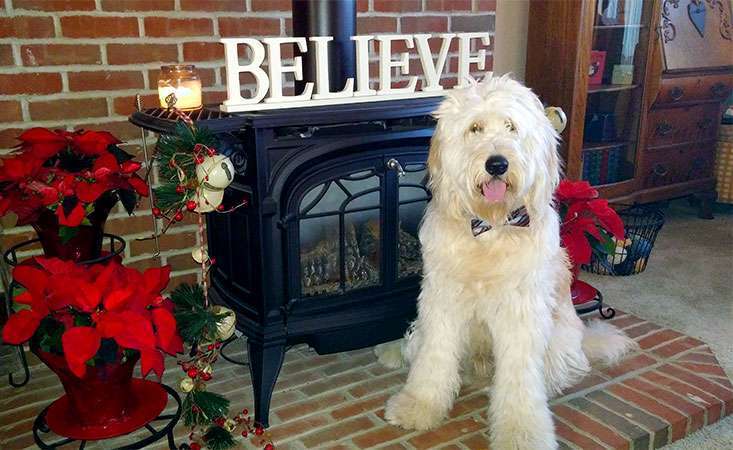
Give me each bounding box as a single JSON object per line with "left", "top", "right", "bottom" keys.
{"left": 58, "top": 226, "right": 78, "bottom": 244}
{"left": 107, "top": 144, "right": 135, "bottom": 163}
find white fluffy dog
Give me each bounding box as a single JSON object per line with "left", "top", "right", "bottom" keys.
{"left": 379, "top": 75, "right": 636, "bottom": 449}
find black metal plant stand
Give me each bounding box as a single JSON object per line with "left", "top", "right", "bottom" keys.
{"left": 574, "top": 290, "right": 616, "bottom": 319}
{"left": 3, "top": 234, "right": 126, "bottom": 388}
{"left": 32, "top": 384, "right": 181, "bottom": 450}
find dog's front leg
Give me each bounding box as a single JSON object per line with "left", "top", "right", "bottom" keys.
{"left": 385, "top": 283, "right": 468, "bottom": 430}
{"left": 485, "top": 296, "right": 557, "bottom": 450}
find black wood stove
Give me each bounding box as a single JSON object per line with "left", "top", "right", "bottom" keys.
{"left": 130, "top": 0, "right": 443, "bottom": 427}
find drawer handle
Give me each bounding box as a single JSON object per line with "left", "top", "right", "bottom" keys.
{"left": 669, "top": 86, "right": 684, "bottom": 101}
{"left": 653, "top": 164, "right": 669, "bottom": 176}
{"left": 697, "top": 119, "right": 713, "bottom": 130}
{"left": 655, "top": 122, "right": 674, "bottom": 136}
{"left": 711, "top": 82, "right": 727, "bottom": 97}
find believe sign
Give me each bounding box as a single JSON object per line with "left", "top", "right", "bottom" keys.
{"left": 219, "top": 32, "right": 491, "bottom": 112}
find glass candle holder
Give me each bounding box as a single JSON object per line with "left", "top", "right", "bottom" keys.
{"left": 157, "top": 65, "right": 202, "bottom": 110}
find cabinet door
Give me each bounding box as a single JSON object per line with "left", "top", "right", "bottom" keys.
{"left": 291, "top": 158, "right": 385, "bottom": 299}
{"left": 660, "top": 0, "right": 733, "bottom": 71}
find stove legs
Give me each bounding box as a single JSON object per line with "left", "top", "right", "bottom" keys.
{"left": 247, "top": 338, "right": 285, "bottom": 428}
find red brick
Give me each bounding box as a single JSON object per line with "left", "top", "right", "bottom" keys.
{"left": 603, "top": 353, "right": 656, "bottom": 378}
{"left": 75, "top": 120, "right": 141, "bottom": 142}
{"left": 274, "top": 392, "right": 348, "bottom": 422}
{"left": 331, "top": 393, "right": 390, "bottom": 420}
{"left": 183, "top": 42, "right": 224, "bottom": 62}
{"left": 218, "top": 17, "right": 280, "bottom": 37}
{"left": 112, "top": 93, "right": 160, "bottom": 116}
{"left": 352, "top": 425, "right": 413, "bottom": 448}
{"left": 181, "top": 0, "right": 246, "bottom": 10}
{"left": 475, "top": 0, "right": 497, "bottom": 11}
{"left": 409, "top": 417, "right": 484, "bottom": 448}
{"left": 252, "top": 0, "right": 289, "bottom": 10}
{"left": 144, "top": 17, "right": 213, "bottom": 37}
{"left": 553, "top": 404, "right": 629, "bottom": 450}
{"left": 29, "top": 98, "right": 108, "bottom": 121}
{"left": 374, "top": 0, "right": 421, "bottom": 12}
{"left": 68, "top": 71, "right": 144, "bottom": 91}
{"left": 358, "top": 16, "right": 398, "bottom": 34}
{"left": 401, "top": 16, "right": 449, "bottom": 33}
{"left": 677, "top": 351, "right": 719, "bottom": 365}
{"left": 0, "top": 128, "right": 24, "bottom": 149}
{"left": 0, "top": 16, "right": 55, "bottom": 38}
{"left": 610, "top": 314, "right": 646, "bottom": 329}
{"left": 638, "top": 329, "right": 684, "bottom": 350}
{"left": 623, "top": 377, "right": 705, "bottom": 432}
{"left": 0, "top": 73, "right": 62, "bottom": 94}
{"left": 107, "top": 44, "right": 178, "bottom": 65}
{"left": 642, "top": 371, "right": 723, "bottom": 424}
{"left": 61, "top": 16, "right": 139, "bottom": 38}
{"left": 624, "top": 321, "right": 663, "bottom": 339}
{"left": 554, "top": 419, "right": 607, "bottom": 450}
{"left": 21, "top": 44, "right": 101, "bottom": 66}
{"left": 130, "top": 231, "right": 198, "bottom": 256}
{"left": 653, "top": 336, "right": 705, "bottom": 358}
{"left": 300, "top": 416, "right": 375, "bottom": 448}
{"left": 561, "top": 372, "right": 608, "bottom": 396}
{"left": 101, "top": 0, "right": 174, "bottom": 10}
{"left": 608, "top": 383, "right": 688, "bottom": 442}
{"left": 348, "top": 373, "right": 405, "bottom": 398}
{"left": 106, "top": 214, "right": 158, "bottom": 237}
{"left": 13, "top": 0, "right": 95, "bottom": 10}
{"left": 460, "top": 432, "right": 490, "bottom": 449}
{"left": 0, "top": 45, "right": 13, "bottom": 65}
{"left": 169, "top": 271, "right": 199, "bottom": 289}
{"left": 267, "top": 415, "right": 332, "bottom": 442}
{"left": 675, "top": 361, "right": 729, "bottom": 379}
{"left": 657, "top": 364, "right": 733, "bottom": 410}
{"left": 0, "top": 101, "right": 23, "bottom": 123}
{"left": 426, "top": 0, "right": 472, "bottom": 11}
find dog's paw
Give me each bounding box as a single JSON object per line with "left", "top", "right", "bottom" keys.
{"left": 374, "top": 341, "right": 404, "bottom": 369}
{"left": 384, "top": 391, "right": 444, "bottom": 431}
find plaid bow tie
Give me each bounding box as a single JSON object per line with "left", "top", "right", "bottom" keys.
{"left": 470, "top": 206, "right": 531, "bottom": 237}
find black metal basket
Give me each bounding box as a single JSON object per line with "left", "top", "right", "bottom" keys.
{"left": 583, "top": 205, "right": 665, "bottom": 276}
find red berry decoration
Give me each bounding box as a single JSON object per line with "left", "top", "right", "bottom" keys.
{"left": 201, "top": 372, "right": 212, "bottom": 381}
{"left": 152, "top": 207, "right": 162, "bottom": 217}
{"left": 255, "top": 426, "right": 264, "bottom": 436}
{"left": 214, "top": 417, "right": 225, "bottom": 427}
{"left": 207, "top": 148, "right": 216, "bottom": 156}
{"left": 195, "top": 155, "right": 205, "bottom": 164}
{"left": 190, "top": 443, "right": 201, "bottom": 450}
{"left": 176, "top": 185, "right": 186, "bottom": 194}
{"left": 242, "top": 408, "right": 249, "bottom": 415}
{"left": 187, "top": 368, "right": 198, "bottom": 378}
{"left": 174, "top": 211, "right": 184, "bottom": 221}
{"left": 264, "top": 444, "right": 274, "bottom": 450}
{"left": 207, "top": 344, "right": 215, "bottom": 351}
{"left": 186, "top": 200, "right": 197, "bottom": 211}
{"left": 241, "top": 430, "right": 248, "bottom": 437}
{"left": 217, "top": 204, "right": 225, "bottom": 211}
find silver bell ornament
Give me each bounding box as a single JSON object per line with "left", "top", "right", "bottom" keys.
{"left": 196, "top": 154, "right": 235, "bottom": 191}
{"left": 193, "top": 187, "right": 224, "bottom": 213}
{"left": 211, "top": 305, "right": 236, "bottom": 341}
{"left": 544, "top": 106, "right": 567, "bottom": 133}
{"left": 180, "top": 377, "right": 195, "bottom": 392}
{"left": 191, "top": 247, "right": 209, "bottom": 264}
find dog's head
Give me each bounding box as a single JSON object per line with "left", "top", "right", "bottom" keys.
{"left": 428, "top": 75, "right": 561, "bottom": 224}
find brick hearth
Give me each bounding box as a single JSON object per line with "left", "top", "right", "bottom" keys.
{"left": 1, "top": 309, "right": 731, "bottom": 449}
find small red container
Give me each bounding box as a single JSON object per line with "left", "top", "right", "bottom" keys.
{"left": 34, "top": 348, "right": 168, "bottom": 440}
{"left": 588, "top": 50, "right": 607, "bottom": 86}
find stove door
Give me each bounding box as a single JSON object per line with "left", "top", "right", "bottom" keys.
{"left": 391, "top": 156, "right": 430, "bottom": 282}
{"left": 291, "top": 157, "right": 385, "bottom": 299}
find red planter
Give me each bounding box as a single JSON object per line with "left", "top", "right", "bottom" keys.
{"left": 570, "top": 266, "right": 599, "bottom": 305}
{"left": 34, "top": 348, "right": 168, "bottom": 440}
{"left": 31, "top": 193, "right": 117, "bottom": 262}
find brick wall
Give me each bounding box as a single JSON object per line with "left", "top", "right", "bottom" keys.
{"left": 0, "top": 0, "right": 495, "bottom": 285}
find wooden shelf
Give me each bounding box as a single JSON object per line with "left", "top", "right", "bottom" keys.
{"left": 582, "top": 141, "right": 631, "bottom": 151}
{"left": 588, "top": 84, "right": 639, "bottom": 94}
{"left": 593, "top": 24, "right": 646, "bottom": 30}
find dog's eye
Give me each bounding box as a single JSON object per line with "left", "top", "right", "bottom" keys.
{"left": 470, "top": 122, "right": 483, "bottom": 134}
{"left": 504, "top": 119, "right": 517, "bottom": 133}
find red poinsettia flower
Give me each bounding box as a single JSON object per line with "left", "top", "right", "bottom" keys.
{"left": 55, "top": 199, "right": 86, "bottom": 227}
{"left": 1, "top": 258, "right": 181, "bottom": 379}
{"left": 0, "top": 156, "right": 45, "bottom": 182}
{"left": 556, "top": 179, "right": 598, "bottom": 204}
{"left": 72, "top": 130, "right": 121, "bottom": 157}
{"left": 16, "top": 128, "right": 69, "bottom": 160}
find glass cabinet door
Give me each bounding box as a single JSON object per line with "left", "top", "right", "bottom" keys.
{"left": 582, "top": 0, "right": 654, "bottom": 186}
{"left": 297, "top": 166, "right": 383, "bottom": 297}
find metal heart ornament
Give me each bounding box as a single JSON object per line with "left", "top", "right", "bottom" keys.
{"left": 196, "top": 154, "right": 235, "bottom": 190}
{"left": 687, "top": 0, "right": 706, "bottom": 38}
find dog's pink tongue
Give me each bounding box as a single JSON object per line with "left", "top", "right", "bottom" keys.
{"left": 482, "top": 179, "right": 507, "bottom": 202}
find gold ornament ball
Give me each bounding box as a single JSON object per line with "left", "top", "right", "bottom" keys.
{"left": 180, "top": 377, "right": 195, "bottom": 392}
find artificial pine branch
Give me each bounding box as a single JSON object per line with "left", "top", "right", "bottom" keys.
{"left": 182, "top": 390, "right": 231, "bottom": 427}
{"left": 203, "top": 426, "right": 236, "bottom": 450}
{"left": 170, "top": 283, "right": 224, "bottom": 344}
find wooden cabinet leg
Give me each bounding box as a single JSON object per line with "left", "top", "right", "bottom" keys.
{"left": 247, "top": 338, "right": 286, "bottom": 428}
{"left": 692, "top": 191, "right": 716, "bottom": 220}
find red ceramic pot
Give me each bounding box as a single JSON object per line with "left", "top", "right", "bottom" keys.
{"left": 34, "top": 348, "right": 139, "bottom": 429}
{"left": 31, "top": 192, "right": 117, "bottom": 262}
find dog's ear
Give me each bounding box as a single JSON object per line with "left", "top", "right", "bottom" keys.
{"left": 527, "top": 119, "right": 562, "bottom": 210}
{"left": 427, "top": 126, "right": 443, "bottom": 190}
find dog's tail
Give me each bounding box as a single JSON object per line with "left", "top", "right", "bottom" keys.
{"left": 582, "top": 320, "right": 638, "bottom": 366}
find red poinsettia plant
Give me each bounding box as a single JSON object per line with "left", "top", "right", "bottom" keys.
{"left": 556, "top": 180, "right": 625, "bottom": 273}
{"left": 0, "top": 128, "right": 148, "bottom": 229}
{"left": 1, "top": 257, "right": 183, "bottom": 379}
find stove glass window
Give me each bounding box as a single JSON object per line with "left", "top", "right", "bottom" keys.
{"left": 397, "top": 163, "right": 429, "bottom": 279}
{"left": 299, "top": 169, "right": 382, "bottom": 297}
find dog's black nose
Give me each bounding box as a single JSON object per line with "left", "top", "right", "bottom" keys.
{"left": 485, "top": 155, "right": 509, "bottom": 176}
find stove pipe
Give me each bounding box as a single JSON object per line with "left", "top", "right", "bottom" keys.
{"left": 292, "top": 0, "right": 357, "bottom": 94}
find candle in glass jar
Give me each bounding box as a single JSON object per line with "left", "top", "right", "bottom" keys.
{"left": 158, "top": 65, "right": 202, "bottom": 110}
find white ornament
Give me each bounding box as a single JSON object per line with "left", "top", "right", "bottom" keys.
{"left": 212, "top": 305, "right": 236, "bottom": 341}
{"left": 545, "top": 106, "right": 567, "bottom": 133}
{"left": 191, "top": 247, "right": 209, "bottom": 264}
{"left": 196, "top": 154, "right": 235, "bottom": 190}
{"left": 194, "top": 187, "right": 224, "bottom": 213}
{"left": 180, "top": 377, "right": 195, "bottom": 392}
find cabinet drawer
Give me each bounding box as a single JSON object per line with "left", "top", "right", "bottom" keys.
{"left": 646, "top": 105, "right": 719, "bottom": 147}
{"left": 655, "top": 74, "right": 733, "bottom": 106}
{"left": 641, "top": 143, "right": 715, "bottom": 189}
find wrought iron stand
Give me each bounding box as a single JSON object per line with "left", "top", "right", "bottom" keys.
{"left": 32, "top": 384, "right": 181, "bottom": 450}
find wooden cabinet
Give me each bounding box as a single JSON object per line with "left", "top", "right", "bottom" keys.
{"left": 526, "top": 0, "right": 733, "bottom": 211}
